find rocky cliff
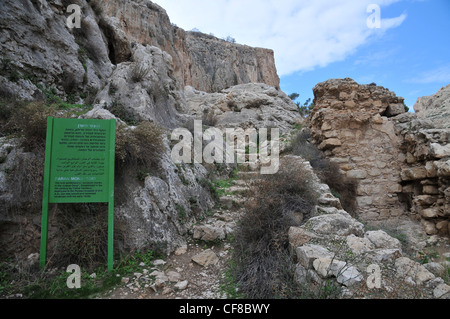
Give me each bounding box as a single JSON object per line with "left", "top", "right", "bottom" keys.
{"left": 99, "top": 0, "right": 280, "bottom": 92}
{"left": 414, "top": 84, "right": 450, "bottom": 129}
{"left": 2, "top": 1, "right": 448, "bottom": 300}
{"left": 309, "top": 78, "right": 450, "bottom": 236}
{"left": 0, "top": 0, "right": 279, "bottom": 101}
{"left": 0, "top": 0, "right": 298, "bottom": 263}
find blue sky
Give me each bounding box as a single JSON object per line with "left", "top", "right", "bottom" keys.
{"left": 152, "top": 0, "right": 450, "bottom": 109}
{"left": 281, "top": 0, "right": 450, "bottom": 109}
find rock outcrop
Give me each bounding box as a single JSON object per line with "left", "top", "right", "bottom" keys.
{"left": 0, "top": 0, "right": 279, "bottom": 105}
{"left": 185, "top": 83, "right": 301, "bottom": 135}
{"left": 0, "top": 0, "right": 290, "bottom": 262}
{"left": 0, "top": 0, "right": 112, "bottom": 100}
{"left": 184, "top": 32, "right": 280, "bottom": 92}
{"left": 113, "top": 145, "right": 217, "bottom": 255}
{"left": 309, "top": 78, "right": 450, "bottom": 236}
{"left": 414, "top": 84, "right": 450, "bottom": 129}
{"left": 396, "top": 85, "right": 450, "bottom": 235}
{"left": 89, "top": 0, "right": 280, "bottom": 92}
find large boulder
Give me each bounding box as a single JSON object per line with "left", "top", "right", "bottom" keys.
{"left": 395, "top": 257, "right": 435, "bottom": 285}
{"left": 414, "top": 84, "right": 450, "bottom": 129}
{"left": 304, "top": 213, "right": 365, "bottom": 237}
{"left": 184, "top": 83, "right": 302, "bottom": 135}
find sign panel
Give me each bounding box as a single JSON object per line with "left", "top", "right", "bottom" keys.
{"left": 47, "top": 118, "right": 113, "bottom": 203}
{"left": 40, "top": 117, "right": 116, "bottom": 271}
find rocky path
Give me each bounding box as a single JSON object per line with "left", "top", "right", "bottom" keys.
{"left": 101, "top": 157, "right": 450, "bottom": 300}
{"left": 102, "top": 166, "right": 260, "bottom": 299}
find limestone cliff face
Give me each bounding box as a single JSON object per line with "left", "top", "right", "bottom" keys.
{"left": 0, "top": 0, "right": 279, "bottom": 100}
{"left": 0, "top": 0, "right": 287, "bottom": 260}
{"left": 0, "top": 0, "right": 112, "bottom": 100}
{"left": 309, "top": 79, "right": 450, "bottom": 236}
{"left": 185, "top": 32, "right": 279, "bottom": 92}
{"left": 98, "top": 0, "right": 280, "bottom": 92}
{"left": 414, "top": 84, "right": 450, "bottom": 129}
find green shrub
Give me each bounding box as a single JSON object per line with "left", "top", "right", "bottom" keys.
{"left": 176, "top": 204, "right": 187, "bottom": 224}
{"left": 115, "top": 249, "right": 155, "bottom": 275}
{"left": 108, "top": 100, "right": 140, "bottom": 126}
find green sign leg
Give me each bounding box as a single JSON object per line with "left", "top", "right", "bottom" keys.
{"left": 108, "top": 201, "right": 114, "bottom": 272}
{"left": 40, "top": 203, "right": 49, "bottom": 269}
{"left": 40, "top": 117, "right": 54, "bottom": 269}
{"left": 107, "top": 119, "right": 116, "bottom": 272}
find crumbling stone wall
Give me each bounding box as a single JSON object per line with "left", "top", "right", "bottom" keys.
{"left": 309, "top": 79, "right": 449, "bottom": 236}
{"left": 309, "top": 78, "right": 408, "bottom": 221}
{"left": 394, "top": 92, "right": 450, "bottom": 235}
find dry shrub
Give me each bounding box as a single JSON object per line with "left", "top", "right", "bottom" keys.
{"left": 2, "top": 101, "right": 57, "bottom": 152}
{"left": 232, "top": 164, "right": 319, "bottom": 299}
{"left": 130, "top": 63, "right": 151, "bottom": 83}
{"left": 5, "top": 152, "right": 45, "bottom": 213}
{"left": 108, "top": 100, "right": 140, "bottom": 126}
{"left": 114, "top": 121, "right": 166, "bottom": 203}
{"left": 290, "top": 130, "right": 322, "bottom": 161}
{"left": 202, "top": 109, "right": 218, "bottom": 127}
{"left": 1, "top": 101, "right": 56, "bottom": 212}
{"left": 0, "top": 98, "right": 14, "bottom": 129}
{"left": 51, "top": 204, "right": 109, "bottom": 270}
{"left": 115, "top": 121, "right": 165, "bottom": 172}
{"left": 291, "top": 129, "right": 358, "bottom": 216}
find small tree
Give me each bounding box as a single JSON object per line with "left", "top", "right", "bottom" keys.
{"left": 288, "top": 93, "right": 300, "bottom": 101}
{"left": 289, "top": 93, "right": 314, "bottom": 117}
{"left": 225, "top": 36, "right": 236, "bottom": 43}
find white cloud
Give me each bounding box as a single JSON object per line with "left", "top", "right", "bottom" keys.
{"left": 354, "top": 47, "right": 400, "bottom": 66}
{"left": 410, "top": 64, "right": 450, "bottom": 84}
{"left": 152, "top": 0, "right": 406, "bottom": 76}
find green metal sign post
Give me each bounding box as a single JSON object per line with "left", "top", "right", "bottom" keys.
{"left": 40, "top": 117, "right": 116, "bottom": 271}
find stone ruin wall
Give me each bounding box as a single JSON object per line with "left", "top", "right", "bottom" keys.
{"left": 309, "top": 79, "right": 450, "bottom": 236}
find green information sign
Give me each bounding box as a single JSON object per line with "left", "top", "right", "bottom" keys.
{"left": 40, "top": 117, "right": 116, "bottom": 271}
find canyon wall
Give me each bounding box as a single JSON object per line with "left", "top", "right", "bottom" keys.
{"left": 0, "top": 0, "right": 279, "bottom": 101}
{"left": 309, "top": 79, "right": 450, "bottom": 236}
{"left": 0, "top": 0, "right": 294, "bottom": 261}
{"left": 91, "top": 0, "right": 280, "bottom": 92}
